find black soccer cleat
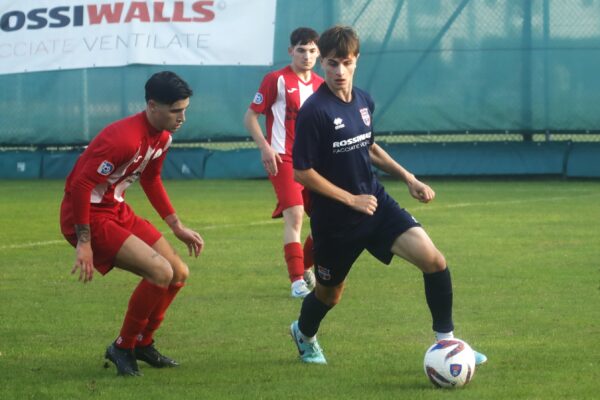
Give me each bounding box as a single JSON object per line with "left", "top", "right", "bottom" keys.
{"left": 104, "top": 343, "right": 142, "bottom": 376}
{"left": 135, "top": 341, "right": 179, "bottom": 368}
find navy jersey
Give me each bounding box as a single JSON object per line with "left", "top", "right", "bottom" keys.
{"left": 293, "top": 84, "right": 384, "bottom": 232}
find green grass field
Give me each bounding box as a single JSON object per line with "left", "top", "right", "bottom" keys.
{"left": 0, "top": 179, "right": 598, "bottom": 399}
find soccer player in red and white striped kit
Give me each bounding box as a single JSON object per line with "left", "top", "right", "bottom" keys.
{"left": 244, "top": 27, "right": 324, "bottom": 298}
{"left": 60, "top": 71, "right": 204, "bottom": 376}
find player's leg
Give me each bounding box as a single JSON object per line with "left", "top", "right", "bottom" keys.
{"left": 283, "top": 205, "right": 311, "bottom": 297}
{"left": 290, "top": 281, "right": 342, "bottom": 364}
{"left": 104, "top": 234, "right": 173, "bottom": 376}
{"left": 301, "top": 189, "right": 316, "bottom": 289}
{"left": 134, "top": 237, "right": 189, "bottom": 367}
{"left": 391, "top": 227, "right": 487, "bottom": 364}
{"left": 291, "top": 235, "right": 361, "bottom": 364}
{"left": 391, "top": 227, "right": 453, "bottom": 334}
{"left": 272, "top": 161, "right": 311, "bottom": 297}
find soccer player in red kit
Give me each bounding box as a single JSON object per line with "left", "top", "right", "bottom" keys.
{"left": 244, "top": 27, "right": 324, "bottom": 298}
{"left": 60, "top": 71, "right": 204, "bottom": 376}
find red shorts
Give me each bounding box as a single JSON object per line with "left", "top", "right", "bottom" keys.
{"left": 269, "top": 160, "right": 311, "bottom": 218}
{"left": 61, "top": 200, "right": 162, "bottom": 275}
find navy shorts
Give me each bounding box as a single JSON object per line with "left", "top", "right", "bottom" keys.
{"left": 312, "top": 192, "right": 421, "bottom": 287}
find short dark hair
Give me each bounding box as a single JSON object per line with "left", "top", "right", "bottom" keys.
{"left": 290, "top": 27, "right": 319, "bottom": 47}
{"left": 318, "top": 26, "right": 360, "bottom": 59}
{"left": 145, "top": 71, "right": 193, "bottom": 104}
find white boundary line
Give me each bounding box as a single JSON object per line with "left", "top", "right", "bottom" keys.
{"left": 0, "top": 240, "right": 65, "bottom": 250}
{"left": 1, "top": 194, "right": 595, "bottom": 251}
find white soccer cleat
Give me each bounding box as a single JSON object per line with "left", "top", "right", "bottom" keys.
{"left": 303, "top": 268, "right": 316, "bottom": 290}
{"left": 291, "top": 279, "right": 311, "bottom": 298}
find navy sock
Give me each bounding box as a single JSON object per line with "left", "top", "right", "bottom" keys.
{"left": 423, "top": 267, "right": 454, "bottom": 333}
{"left": 298, "top": 291, "right": 332, "bottom": 337}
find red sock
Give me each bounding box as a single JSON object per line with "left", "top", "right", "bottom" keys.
{"left": 284, "top": 242, "right": 304, "bottom": 282}
{"left": 303, "top": 235, "right": 314, "bottom": 270}
{"left": 137, "top": 282, "right": 184, "bottom": 347}
{"left": 115, "top": 279, "right": 167, "bottom": 349}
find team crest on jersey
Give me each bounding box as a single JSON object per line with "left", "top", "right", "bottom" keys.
{"left": 253, "top": 92, "right": 264, "bottom": 105}
{"left": 360, "top": 108, "right": 371, "bottom": 126}
{"left": 97, "top": 160, "right": 114, "bottom": 176}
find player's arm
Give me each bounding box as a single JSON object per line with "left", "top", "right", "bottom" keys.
{"left": 369, "top": 143, "right": 435, "bottom": 203}
{"left": 70, "top": 181, "right": 94, "bottom": 283}
{"left": 72, "top": 223, "right": 94, "bottom": 283}
{"left": 294, "top": 168, "right": 378, "bottom": 215}
{"left": 69, "top": 157, "right": 117, "bottom": 283}
{"left": 140, "top": 153, "right": 204, "bottom": 257}
{"left": 243, "top": 108, "right": 281, "bottom": 176}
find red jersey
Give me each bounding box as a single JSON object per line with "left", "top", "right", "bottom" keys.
{"left": 249, "top": 65, "right": 323, "bottom": 162}
{"left": 61, "top": 111, "right": 175, "bottom": 235}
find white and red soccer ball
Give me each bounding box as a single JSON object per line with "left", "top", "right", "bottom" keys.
{"left": 423, "top": 338, "right": 476, "bottom": 388}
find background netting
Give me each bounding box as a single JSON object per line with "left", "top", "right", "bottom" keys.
{"left": 1, "top": 0, "right": 599, "bottom": 148}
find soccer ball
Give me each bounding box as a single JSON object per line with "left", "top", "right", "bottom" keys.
{"left": 423, "top": 339, "right": 476, "bottom": 388}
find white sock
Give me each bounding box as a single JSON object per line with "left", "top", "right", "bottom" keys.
{"left": 297, "top": 325, "right": 316, "bottom": 343}
{"left": 435, "top": 331, "right": 454, "bottom": 341}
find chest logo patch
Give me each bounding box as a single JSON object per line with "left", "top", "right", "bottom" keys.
{"left": 334, "top": 117, "right": 345, "bottom": 130}
{"left": 97, "top": 160, "right": 114, "bottom": 176}
{"left": 360, "top": 108, "right": 371, "bottom": 126}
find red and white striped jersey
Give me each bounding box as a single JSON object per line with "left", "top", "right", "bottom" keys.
{"left": 250, "top": 65, "right": 323, "bottom": 162}
{"left": 61, "top": 112, "right": 175, "bottom": 234}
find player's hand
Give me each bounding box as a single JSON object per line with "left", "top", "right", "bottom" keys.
{"left": 261, "top": 146, "right": 282, "bottom": 176}
{"left": 173, "top": 226, "right": 204, "bottom": 257}
{"left": 349, "top": 194, "right": 378, "bottom": 215}
{"left": 408, "top": 179, "right": 435, "bottom": 203}
{"left": 72, "top": 241, "right": 94, "bottom": 283}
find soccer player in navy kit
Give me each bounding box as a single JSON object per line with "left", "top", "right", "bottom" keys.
{"left": 289, "top": 26, "right": 487, "bottom": 365}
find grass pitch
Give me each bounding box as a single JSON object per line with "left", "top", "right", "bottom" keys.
{"left": 0, "top": 179, "right": 598, "bottom": 399}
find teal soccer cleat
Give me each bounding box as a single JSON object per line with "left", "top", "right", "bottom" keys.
{"left": 474, "top": 350, "right": 488, "bottom": 365}
{"left": 290, "top": 321, "right": 327, "bottom": 364}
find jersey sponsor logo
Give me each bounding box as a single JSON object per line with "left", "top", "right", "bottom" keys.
{"left": 333, "top": 117, "right": 345, "bottom": 130}
{"left": 286, "top": 87, "right": 298, "bottom": 93}
{"left": 332, "top": 131, "right": 372, "bottom": 154}
{"left": 360, "top": 107, "right": 371, "bottom": 126}
{"left": 252, "top": 92, "right": 264, "bottom": 105}
{"left": 332, "top": 132, "right": 372, "bottom": 148}
{"left": 97, "top": 160, "right": 114, "bottom": 176}
{"left": 317, "top": 265, "right": 331, "bottom": 281}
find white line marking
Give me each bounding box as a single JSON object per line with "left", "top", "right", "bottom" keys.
{"left": 2, "top": 194, "right": 596, "bottom": 250}
{"left": 0, "top": 240, "right": 65, "bottom": 250}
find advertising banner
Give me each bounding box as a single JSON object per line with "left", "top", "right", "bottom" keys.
{"left": 0, "top": 0, "right": 277, "bottom": 74}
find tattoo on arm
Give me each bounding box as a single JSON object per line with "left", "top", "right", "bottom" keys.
{"left": 75, "top": 224, "right": 91, "bottom": 243}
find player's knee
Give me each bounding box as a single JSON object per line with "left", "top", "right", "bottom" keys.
{"left": 150, "top": 256, "right": 174, "bottom": 286}
{"left": 420, "top": 251, "right": 446, "bottom": 274}
{"left": 285, "top": 207, "right": 304, "bottom": 232}
{"left": 315, "top": 285, "right": 343, "bottom": 307}
{"left": 288, "top": 215, "right": 303, "bottom": 232}
{"left": 171, "top": 260, "right": 189, "bottom": 283}
{"left": 326, "top": 292, "right": 342, "bottom": 307}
